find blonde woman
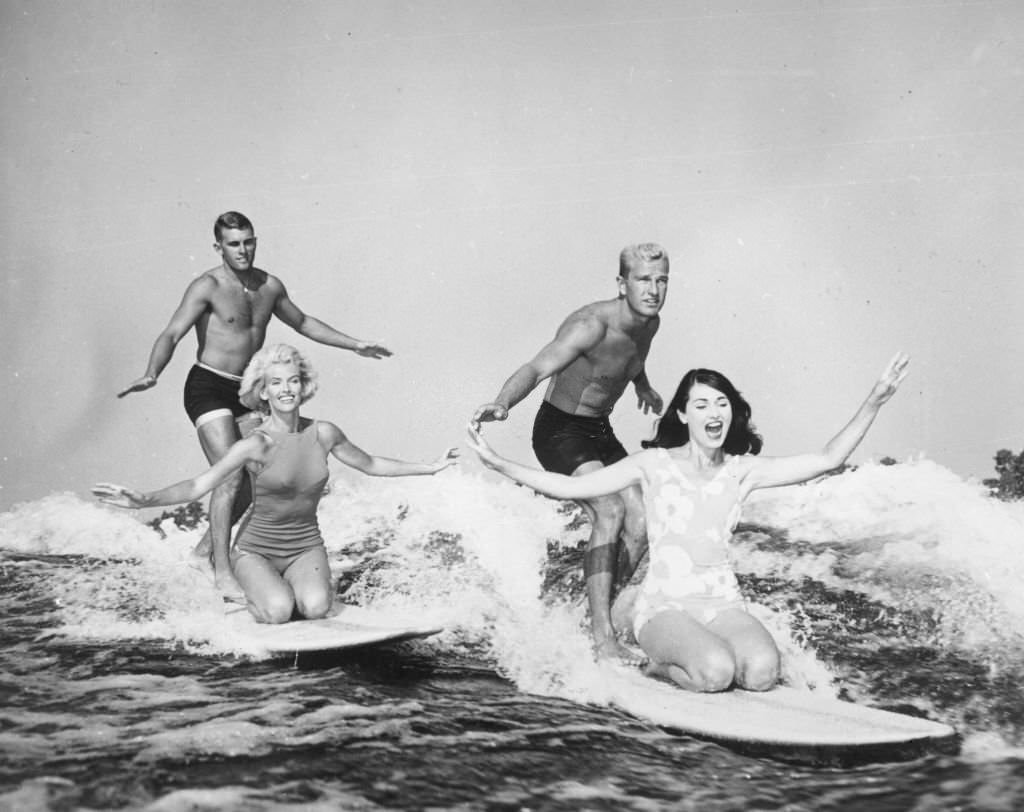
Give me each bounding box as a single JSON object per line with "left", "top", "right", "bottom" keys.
{"left": 96, "top": 344, "right": 456, "bottom": 624}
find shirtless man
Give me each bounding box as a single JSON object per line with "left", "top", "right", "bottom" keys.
{"left": 118, "top": 211, "right": 390, "bottom": 596}
{"left": 471, "top": 243, "right": 669, "bottom": 661}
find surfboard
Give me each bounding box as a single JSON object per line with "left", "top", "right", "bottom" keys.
{"left": 601, "top": 666, "right": 958, "bottom": 765}
{"left": 225, "top": 606, "right": 443, "bottom": 655}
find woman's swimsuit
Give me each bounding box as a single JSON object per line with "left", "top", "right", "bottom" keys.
{"left": 232, "top": 421, "right": 329, "bottom": 565}
{"left": 633, "top": 448, "right": 746, "bottom": 639}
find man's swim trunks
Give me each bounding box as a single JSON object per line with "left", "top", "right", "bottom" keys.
{"left": 183, "top": 363, "right": 250, "bottom": 427}
{"left": 531, "top": 399, "right": 628, "bottom": 476}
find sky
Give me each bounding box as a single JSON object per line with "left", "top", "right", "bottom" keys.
{"left": 1, "top": 0, "right": 1022, "bottom": 511}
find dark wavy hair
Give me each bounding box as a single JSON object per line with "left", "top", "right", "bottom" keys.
{"left": 642, "top": 368, "right": 763, "bottom": 455}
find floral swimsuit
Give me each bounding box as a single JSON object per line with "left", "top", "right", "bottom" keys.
{"left": 633, "top": 448, "right": 746, "bottom": 639}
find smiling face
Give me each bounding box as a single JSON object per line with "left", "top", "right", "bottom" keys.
{"left": 214, "top": 226, "right": 257, "bottom": 273}
{"left": 260, "top": 361, "right": 303, "bottom": 415}
{"left": 680, "top": 382, "right": 733, "bottom": 451}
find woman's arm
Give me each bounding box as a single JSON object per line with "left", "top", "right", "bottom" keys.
{"left": 93, "top": 435, "right": 265, "bottom": 509}
{"left": 323, "top": 422, "right": 457, "bottom": 476}
{"left": 744, "top": 352, "right": 910, "bottom": 493}
{"left": 467, "top": 424, "right": 645, "bottom": 500}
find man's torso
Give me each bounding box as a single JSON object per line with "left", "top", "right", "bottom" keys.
{"left": 544, "top": 300, "right": 657, "bottom": 417}
{"left": 193, "top": 266, "right": 280, "bottom": 375}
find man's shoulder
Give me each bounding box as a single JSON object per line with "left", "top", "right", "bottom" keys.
{"left": 183, "top": 268, "right": 221, "bottom": 295}
{"left": 560, "top": 299, "right": 617, "bottom": 329}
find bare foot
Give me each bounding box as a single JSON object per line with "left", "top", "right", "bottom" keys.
{"left": 643, "top": 660, "right": 671, "bottom": 681}
{"left": 214, "top": 570, "right": 246, "bottom": 604}
{"left": 188, "top": 550, "right": 245, "bottom": 603}
{"left": 594, "top": 637, "right": 647, "bottom": 668}
{"left": 610, "top": 585, "right": 639, "bottom": 645}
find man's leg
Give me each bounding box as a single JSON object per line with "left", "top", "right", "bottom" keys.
{"left": 194, "top": 413, "right": 248, "bottom": 598}
{"left": 572, "top": 460, "right": 640, "bottom": 663}
{"left": 615, "top": 483, "right": 647, "bottom": 586}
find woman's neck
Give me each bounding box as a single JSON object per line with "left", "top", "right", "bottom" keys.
{"left": 681, "top": 442, "right": 725, "bottom": 469}
{"left": 264, "top": 410, "right": 302, "bottom": 434}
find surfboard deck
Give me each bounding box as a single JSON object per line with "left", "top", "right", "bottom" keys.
{"left": 226, "top": 607, "right": 443, "bottom": 655}
{"left": 601, "top": 666, "right": 958, "bottom": 765}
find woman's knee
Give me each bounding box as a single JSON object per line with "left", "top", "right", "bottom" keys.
{"left": 296, "top": 590, "right": 332, "bottom": 620}
{"left": 735, "top": 648, "right": 780, "bottom": 692}
{"left": 689, "top": 649, "right": 736, "bottom": 692}
{"left": 249, "top": 594, "right": 295, "bottom": 625}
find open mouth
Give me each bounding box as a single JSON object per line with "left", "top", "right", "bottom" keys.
{"left": 705, "top": 420, "right": 724, "bottom": 440}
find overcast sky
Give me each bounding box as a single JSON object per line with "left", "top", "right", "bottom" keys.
{"left": 2, "top": 0, "right": 1022, "bottom": 510}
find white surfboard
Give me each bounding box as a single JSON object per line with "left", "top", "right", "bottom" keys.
{"left": 226, "top": 606, "right": 443, "bottom": 655}
{"left": 602, "top": 666, "right": 957, "bottom": 763}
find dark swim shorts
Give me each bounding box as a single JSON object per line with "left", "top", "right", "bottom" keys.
{"left": 183, "top": 364, "right": 250, "bottom": 426}
{"left": 531, "top": 400, "right": 628, "bottom": 476}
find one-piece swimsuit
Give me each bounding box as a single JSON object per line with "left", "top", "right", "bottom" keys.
{"left": 633, "top": 448, "right": 746, "bottom": 639}
{"left": 233, "top": 421, "right": 329, "bottom": 564}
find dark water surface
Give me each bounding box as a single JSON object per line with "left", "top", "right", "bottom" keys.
{"left": 3, "top": 462, "right": 1024, "bottom": 810}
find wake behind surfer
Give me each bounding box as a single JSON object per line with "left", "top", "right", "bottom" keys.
{"left": 118, "top": 211, "right": 392, "bottom": 598}
{"left": 470, "top": 243, "right": 670, "bottom": 664}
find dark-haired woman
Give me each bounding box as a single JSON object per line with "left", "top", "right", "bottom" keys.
{"left": 468, "top": 353, "right": 909, "bottom": 692}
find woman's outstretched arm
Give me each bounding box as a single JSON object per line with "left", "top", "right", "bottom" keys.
{"left": 93, "top": 435, "right": 264, "bottom": 509}
{"left": 323, "top": 422, "right": 458, "bottom": 476}
{"left": 466, "top": 424, "right": 645, "bottom": 500}
{"left": 743, "top": 352, "right": 910, "bottom": 493}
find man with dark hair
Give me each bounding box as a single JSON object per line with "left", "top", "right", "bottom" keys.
{"left": 119, "top": 211, "right": 391, "bottom": 596}
{"left": 471, "top": 243, "right": 670, "bottom": 662}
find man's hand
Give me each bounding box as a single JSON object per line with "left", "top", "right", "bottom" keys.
{"left": 354, "top": 342, "right": 393, "bottom": 359}
{"left": 635, "top": 384, "right": 663, "bottom": 415}
{"left": 117, "top": 375, "right": 157, "bottom": 398}
{"left": 470, "top": 402, "right": 509, "bottom": 430}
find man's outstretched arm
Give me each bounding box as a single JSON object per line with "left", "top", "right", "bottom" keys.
{"left": 118, "top": 279, "right": 211, "bottom": 398}
{"left": 471, "top": 317, "right": 604, "bottom": 426}
{"left": 273, "top": 284, "right": 392, "bottom": 359}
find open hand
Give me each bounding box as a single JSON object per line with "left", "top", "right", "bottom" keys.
{"left": 116, "top": 376, "right": 156, "bottom": 398}
{"left": 433, "top": 447, "right": 460, "bottom": 473}
{"left": 92, "top": 483, "right": 146, "bottom": 509}
{"left": 355, "top": 342, "right": 393, "bottom": 359}
{"left": 869, "top": 352, "right": 911, "bottom": 406}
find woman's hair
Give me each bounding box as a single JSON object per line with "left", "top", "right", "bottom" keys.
{"left": 642, "top": 368, "right": 762, "bottom": 455}
{"left": 238, "top": 344, "right": 319, "bottom": 412}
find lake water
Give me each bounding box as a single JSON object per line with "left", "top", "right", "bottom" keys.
{"left": 3, "top": 459, "right": 1024, "bottom": 810}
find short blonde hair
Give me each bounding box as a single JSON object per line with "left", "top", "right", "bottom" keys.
{"left": 239, "top": 344, "right": 319, "bottom": 411}
{"left": 619, "top": 243, "right": 668, "bottom": 278}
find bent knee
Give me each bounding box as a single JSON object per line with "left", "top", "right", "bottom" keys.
{"left": 250, "top": 596, "right": 295, "bottom": 625}
{"left": 735, "top": 651, "right": 780, "bottom": 692}
{"left": 589, "top": 495, "right": 626, "bottom": 527}
{"left": 690, "top": 652, "right": 736, "bottom": 692}
{"left": 296, "top": 593, "right": 332, "bottom": 620}
{"left": 621, "top": 509, "right": 646, "bottom": 542}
